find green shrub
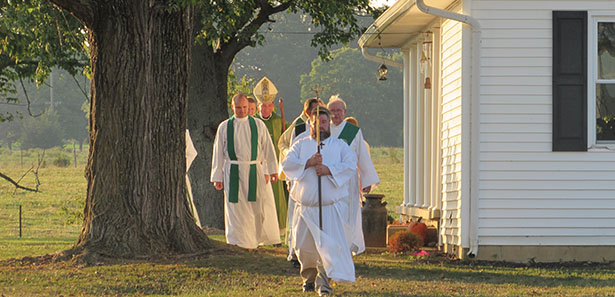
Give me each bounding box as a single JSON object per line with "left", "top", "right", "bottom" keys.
{"left": 387, "top": 230, "right": 423, "bottom": 254}
{"left": 52, "top": 153, "right": 71, "bottom": 167}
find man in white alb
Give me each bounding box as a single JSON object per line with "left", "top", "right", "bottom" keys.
{"left": 282, "top": 106, "right": 357, "bottom": 296}
{"left": 210, "top": 93, "right": 281, "bottom": 249}
{"left": 327, "top": 95, "right": 380, "bottom": 255}
{"left": 278, "top": 97, "right": 323, "bottom": 266}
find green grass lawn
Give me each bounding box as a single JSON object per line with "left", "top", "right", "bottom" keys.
{"left": 2, "top": 147, "right": 615, "bottom": 296}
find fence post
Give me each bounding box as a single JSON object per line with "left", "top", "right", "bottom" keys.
{"left": 73, "top": 141, "right": 77, "bottom": 168}
{"left": 19, "top": 205, "right": 22, "bottom": 238}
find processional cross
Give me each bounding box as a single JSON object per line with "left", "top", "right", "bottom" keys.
{"left": 310, "top": 84, "right": 324, "bottom": 230}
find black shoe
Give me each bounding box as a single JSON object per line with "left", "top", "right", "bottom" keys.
{"left": 302, "top": 282, "right": 315, "bottom": 292}
{"left": 291, "top": 259, "right": 300, "bottom": 268}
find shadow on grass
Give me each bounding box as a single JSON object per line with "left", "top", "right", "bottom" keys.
{"left": 184, "top": 244, "right": 299, "bottom": 278}
{"left": 354, "top": 256, "right": 615, "bottom": 289}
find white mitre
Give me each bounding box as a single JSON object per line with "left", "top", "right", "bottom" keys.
{"left": 253, "top": 76, "right": 278, "bottom": 104}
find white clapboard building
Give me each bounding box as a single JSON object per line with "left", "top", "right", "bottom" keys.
{"left": 359, "top": 0, "right": 615, "bottom": 262}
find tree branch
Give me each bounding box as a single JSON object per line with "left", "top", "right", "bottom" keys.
{"left": 0, "top": 58, "right": 39, "bottom": 74}
{"left": 220, "top": 1, "right": 293, "bottom": 61}
{"left": 46, "top": 0, "right": 95, "bottom": 27}
{"left": 0, "top": 171, "right": 39, "bottom": 192}
{"left": 71, "top": 74, "right": 91, "bottom": 103}
{"left": 3, "top": 150, "right": 44, "bottom": 193}
{"left": 18, "top": 76, "right": 45, "bottom": 118}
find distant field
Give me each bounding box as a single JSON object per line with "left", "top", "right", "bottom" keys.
{"left": 0, "top": 146, "right": 88, "bottom": 260}
{"left": 0, "top": 146, "right": 403, "bottom": 260}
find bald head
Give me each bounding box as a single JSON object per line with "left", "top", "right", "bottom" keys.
{"left": 231, "top": 94, "right": 249, "bottom": 118}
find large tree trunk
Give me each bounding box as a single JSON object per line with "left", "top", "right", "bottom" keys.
{"left": 186, "top": 40, "right": 230, "bottom": 229}
{"left": 55, "top": 1, "right": 211, "bottom": 259}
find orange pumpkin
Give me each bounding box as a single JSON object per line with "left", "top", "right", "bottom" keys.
{"left": 407, "top": 217, "right": 428, "bottom": 246}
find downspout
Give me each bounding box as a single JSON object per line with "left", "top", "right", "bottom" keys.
{"left": 361, "top": 47, "right": 404, "bottom": 68}
{"left": 415, "top": 0, "right": 481, "bottom": 258}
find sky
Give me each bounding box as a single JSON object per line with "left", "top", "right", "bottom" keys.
{"left": 371, "top": 0, "right": 397, "bottom": 8}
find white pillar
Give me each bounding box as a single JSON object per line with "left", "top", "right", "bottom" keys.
{"left": 408, "top": 45, "right": 418, "bottom": 207}
{"left": 403, "top": 49, "right": 411, "bottom": 207}
{"left": 423, "top": 86, "right": 431, "bottom": 209}
{"left": 433, "top": 29, "right": 442, "bottom": 212}
{"left": 415, "top": 42, "right": 424, "bottom": 209}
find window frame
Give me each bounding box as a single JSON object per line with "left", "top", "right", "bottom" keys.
{"left": 588, "top": 12, "right": 615, "bottom": 148}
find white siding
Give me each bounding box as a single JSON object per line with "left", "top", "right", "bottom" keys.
{"left": 472, "top": 0, "right": 615, "bottom": 246}
{"left": 439, "top": 12, "right": 464, "bottom": 247}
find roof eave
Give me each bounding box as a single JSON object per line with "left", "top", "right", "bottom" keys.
{"left": 358, "top": 0, "right": 416, "bottom": 48}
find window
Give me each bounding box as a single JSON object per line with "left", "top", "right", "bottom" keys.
{"left": 589, "top": 15, "right": 615, "bottom": 146}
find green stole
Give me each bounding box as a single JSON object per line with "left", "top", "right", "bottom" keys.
{"left": 227, "top": 116, "right": 258, "bottom": 203}
{"left": 294, "top": 118, "right": 306, "bottom": 137}
{"left": 338, "top": 122, "right": 360, "bottom": 145}
{"left": 256, "top": 112, "right": 283, "bottom": 156}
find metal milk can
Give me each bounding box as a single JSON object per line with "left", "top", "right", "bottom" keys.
{"left": 361, "top": 193, "right": 387, "bottom": 247}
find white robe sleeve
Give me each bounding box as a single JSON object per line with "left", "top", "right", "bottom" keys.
{"left": 324, "top": 140, "right": 357, "bottom": 188}
{"left": 354, "top": 129, "right": 379, "bottom": 187}
{"left": 281, "top": 139, "right": 312, "bottom": 182}
{"left": 210, "top": 121, "right": 227, "bottom": 183}
{"left": 278, "top": 117, "right": 298, "bottom": 166}
{"left": 186, "top": 129, "right": 198, "bottom": 170}
{"left": 257, "top": 120, "right": 279, "bottom": 175}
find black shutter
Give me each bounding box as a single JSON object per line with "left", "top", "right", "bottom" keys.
{"left": 552, "top": 11, "right": 587, "bottom": 151}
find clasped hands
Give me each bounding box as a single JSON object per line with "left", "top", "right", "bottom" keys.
{"left": 305, "top": 153, "right": 331, "bottom": 176}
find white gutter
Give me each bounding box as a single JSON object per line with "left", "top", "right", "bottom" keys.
{"left": 361, "top": 47, "right": 403, "bottom": 68}
{"left": 415, "top": 0, "right": 481, "bottom": 258}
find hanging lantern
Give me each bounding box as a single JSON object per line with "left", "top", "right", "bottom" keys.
{"left": 378, "top": 63, "right": 388, "bottom": 81}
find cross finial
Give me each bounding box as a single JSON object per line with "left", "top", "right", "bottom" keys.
{"left": 310, "top": 84, "right": 323, "bottom": 99}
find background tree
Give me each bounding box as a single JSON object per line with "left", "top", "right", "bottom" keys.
{"left": 299, "top": 47, "right": 403, "bottom": 146}
{"left": 227, "top": 68, "right": 255, "bottom": 108}
{"left": 0, "top": 0, "right": 87, "bottom": 122}
{"left": 19, "top": 112, "right": 64, "bottom": 150}
{"left": 52, "top": 70, "right": 89, "bottom": 150}
{"left": 0, "top": 69, "right": 89, "bottom": 151}
{"left": 0, "top": 118, "right": 20, "bottom": 150}
{"left": 232, "top": 12, "right": 320, "bottom": 118}
{"left": 44, "top": 0, "right": 211, "bottom": 261}
{"left": 187, "top": 0, "right": 375, "bottom": 229}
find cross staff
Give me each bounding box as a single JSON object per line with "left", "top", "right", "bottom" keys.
{"left": 279, "top": 98, "right": 286, "bottom": 131}
{"left": 311, "top": 85, "right": 323, "bottom": 230}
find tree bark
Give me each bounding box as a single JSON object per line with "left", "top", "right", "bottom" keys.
{"left": 186, "top": 38, "right": 231, "bottom": 229}
{"left": 50, "top": 1, "right": 212, "bottom": 259}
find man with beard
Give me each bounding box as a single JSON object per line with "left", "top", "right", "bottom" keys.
{"left": 281, "top": 106, "right": 357, "bottom": 296}
{"left": 278, "top": 97, "right": 323, "bottom": 266}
